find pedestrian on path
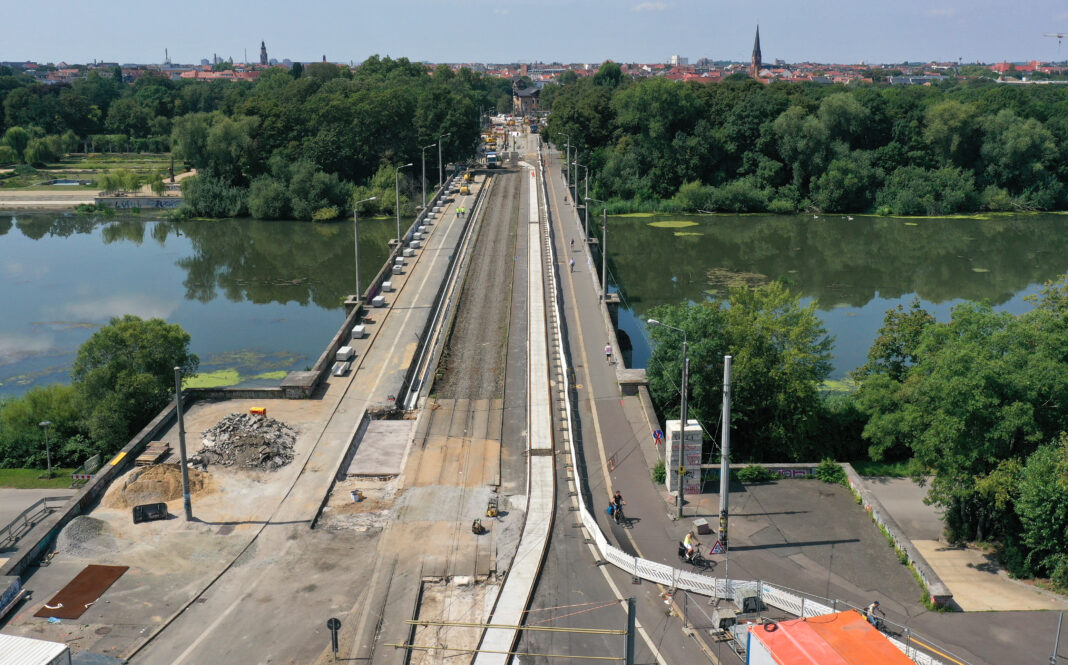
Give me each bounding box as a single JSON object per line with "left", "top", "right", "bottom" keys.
{"left": 569, "top": 258, "right": 575, "bottom": 272}
{"left": 570, "top": 238, "right": 575, "bottom": 251}
{"left": 605, "top": 342, "right": 613, "bottom": 364}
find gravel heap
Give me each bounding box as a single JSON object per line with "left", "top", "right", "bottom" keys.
{"left": 192, "top": 413, "right": 296, "bottom": 470}
{"left": 55, "top": 516, "right": 113, "bottom": 558}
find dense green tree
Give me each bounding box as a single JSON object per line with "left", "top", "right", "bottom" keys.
{"left": 647, "top": 281, "right": 833, "bottom": 462}
{"left": 2, "top": 126, "right": 31, "bottom": 158}
{"left": 1016, "top": 437, "right": 1068, "bottom": 585}
{"left": 71, "top": 315, "right": 198, "bottom": 451}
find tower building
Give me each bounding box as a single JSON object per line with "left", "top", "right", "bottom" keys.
{"left": 260, "top": 41, "right": 268, "bottom": 66}
{"left": 749, "top": 25, "right": 762, "bottom": 78}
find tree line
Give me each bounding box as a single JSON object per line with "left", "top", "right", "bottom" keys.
{"left": 0, "top": 58, "right": 513, "bottom": 220}
{"left": 544, "top": 62, "right": 1068, "bottom": 214}
{"left": 647, "top": 277, "right": 1068, "bottom": 589}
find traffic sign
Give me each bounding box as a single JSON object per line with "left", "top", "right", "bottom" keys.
{"left": 653, "top": 429, "right": 663, "bottom": 442}
{"left": 710, "top": 539, "right": 726, "bottom": 555}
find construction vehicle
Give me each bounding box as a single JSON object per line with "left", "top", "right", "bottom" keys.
{"left": 463, "top": 172, "right": 473, "bottom": 183}
{"left": 486, "top": 152, "right": 499, "bottom": 169}
{"left": 459, "top": 184, "right": 471, "bottom": 195}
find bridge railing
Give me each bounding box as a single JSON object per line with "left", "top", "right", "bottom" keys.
{"left": 0, "top": 496, "right": 70, "bottom": 551}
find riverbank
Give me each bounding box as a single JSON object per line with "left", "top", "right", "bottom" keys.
{"left": 0, "top": 189, "right": 100, "bottom": 209}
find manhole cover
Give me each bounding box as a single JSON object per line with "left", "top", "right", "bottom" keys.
{"left": 95, "top": 627, "right": 111, "bottom": 636}
{"left": 217, "top": 525, "right": 234, "bottom": 535}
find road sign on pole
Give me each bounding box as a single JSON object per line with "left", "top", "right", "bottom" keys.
{"left": 327, "top": 617, "right": 341, "bottom": 660}
{"left": 710, "top": 539, "right": 726, "bottom": 555}
{"left": 653, "top": 429, "right": 663, "bottom": 446}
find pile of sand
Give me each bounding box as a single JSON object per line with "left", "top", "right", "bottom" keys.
{"left": 101, "top": 463, "right": 213, "bottom": 509}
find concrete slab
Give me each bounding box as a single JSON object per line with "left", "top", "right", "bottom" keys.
{"left": 0, "top": 488, "right": 75, "bottom": 533}
{"left": 862, "top": 476, "right": 944, "bottom": 541}
{"left": 913, "top": 540, "right": 1068, "bottom": 611}
{"left": 346, "top": 420, "right": 414, "bottom": 477}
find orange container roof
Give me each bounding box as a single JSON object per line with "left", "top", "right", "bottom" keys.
{"left": 751, "top": 611, "right": 915, "bottom": 665}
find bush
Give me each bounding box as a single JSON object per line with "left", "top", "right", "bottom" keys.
{"left": 312, "top": 206, "right": 340, "bottom": 221}
{"left": 651, "top": 459, "right": 666, "bottom": 484}
{"left": 737, "top": 465, "right": 776, "bottom": 483}
{"left": 707, "top": 176, "right": 769, "bottom": 212}
{"left": 815, "top": 458, "right": 846, "bottom": 484}
{"left": 0, "top": 145, "right": 17, "bottom": 165}
{"left": 13, "top": 163, "right": 37, "bottom": 176}
{"left": 247, "top": 176, "right": 290, "bottom": 219}
{"left": 181, "top": 172, "right": 248, "bottom": 218}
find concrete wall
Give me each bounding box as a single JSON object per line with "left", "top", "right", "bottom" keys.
{"left": 95, "top": 196, "right": 181, "bottom": 209}
{"left": 842, "top": 463, "right": 952, "bottom": 607}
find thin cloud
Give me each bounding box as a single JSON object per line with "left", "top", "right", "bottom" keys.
{"left": 633, "top": 2, "right": 668, "bottom": 11}
{"left": 1055, "top": 11, "right": 1068, "bottom": 21}
{"left": 925, "top": 8, "right": 957, "bottom": 17}
{"left": 493, "top": 8, "right": 509, "bottom": 15}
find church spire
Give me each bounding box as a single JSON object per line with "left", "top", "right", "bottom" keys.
{"left": 259, "top": 41, "right": 268, "bottom": 66}
{"left": 749, "top": 25, "right": 762, "bottom": 78}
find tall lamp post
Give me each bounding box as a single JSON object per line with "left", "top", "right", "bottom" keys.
{"left": 574, "top": 162, "right": 589, "bottom": 239}
{"left": 395, "top": 163, "right": 413, "bottom": 244}
{"left": 353, "top": 196, "right": 377, "bottom": 301}
{"left": 646, "top": 318, "right": 689, "bottom": 519}
{"left": 437, "top": 132, "right": 451, "bottom": 190}
{"left": 173, "top": 367, "right": 193, "bottom": 520}
{"left": 38, "top": 421, "right": 53, "bottom": 479}
{"left": 420, "top": 143, "right": 436, "bottom": 211}
{"left": 587, "top": 197, "right": 608, "bottom": 299}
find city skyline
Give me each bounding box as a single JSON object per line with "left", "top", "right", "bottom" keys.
{"left": 5, "top": 0, "right": 1068, "bottom": 66}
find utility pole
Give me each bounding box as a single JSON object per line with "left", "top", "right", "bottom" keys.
{"left": 600, "top": 206, "right": 608, "bottom": 299}
{"left": 719, "top": 355, "right": 732, "bottom": 598}
{"left": 1052, "top": 611, "right": 1063, "bottom": 665}
{"left": 625, "top": 597, "right": 636, "bottom": 665}
{"left": 679, "top": 340, "right": 689, "bottom": 519}
{"left": 173, "top": 367, "right": 192, "bottom": 521}
{"left": 437, "top": 132, "right": 451, "bottom": 190}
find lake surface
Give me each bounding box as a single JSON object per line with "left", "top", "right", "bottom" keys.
{"left": 604, "top": 213, "right": 1068, "bottom": 380}
{"left": 0, "top": 213, "right": 399, "bottom": 397}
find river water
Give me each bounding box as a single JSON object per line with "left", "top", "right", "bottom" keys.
{"left": 604, "top": 213, "right": 1068, "bottom": 380}
{"left": 0, "top": 213, "right": 398, "bottom": 397}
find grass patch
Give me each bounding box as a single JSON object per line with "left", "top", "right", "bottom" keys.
{"left": 674, "top": 231, "right": 703, "bottom": 237}
{"left": 648, "top": 220, "right": 699, "bottom": 228}
{"left": 0, "top": 468, "right": 77, "bottom": 489}
{"left": 183, "top": 369, "right": 240, "bottom": 388}
{"left": 616, "top": 212, "right": 656, "bottom": 218}
{"left": 849, "top": 460, "right": 913, "bottom": 477}
{"left": 821, "top": 378, "right": 859, "bottom": 393}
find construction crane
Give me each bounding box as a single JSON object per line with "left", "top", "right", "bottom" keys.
{"left": 1045, "top": 32, "right": 1067, "bottom": 55}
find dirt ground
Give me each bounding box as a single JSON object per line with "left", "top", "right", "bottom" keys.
{"left": 435, "top": 169, "right": 520, "bottom": 399}
{"left": 2, "top": 396, "right": 340, "bottom": 657}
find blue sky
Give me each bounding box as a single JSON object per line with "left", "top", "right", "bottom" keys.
{"left": 5, "top": 0, "right": 1068, "bottom": 65}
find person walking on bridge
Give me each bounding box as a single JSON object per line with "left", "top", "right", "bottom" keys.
{"left": 605, "top": 342, "right": 613, "bottom": 364}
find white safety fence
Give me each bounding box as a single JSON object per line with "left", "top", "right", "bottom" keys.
{"left": 538, "top": 150, "right": 957, "bottom": 665}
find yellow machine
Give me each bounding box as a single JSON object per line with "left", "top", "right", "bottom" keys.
{"left": 459, "top": 185, "right": 470, "bottom": 195}
{"left": 463, "top": 172, "right": 473, "bottom": 183}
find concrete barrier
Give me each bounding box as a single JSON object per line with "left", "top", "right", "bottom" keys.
{"left": 842, "top": 463, "right": 952, "bottom": 607}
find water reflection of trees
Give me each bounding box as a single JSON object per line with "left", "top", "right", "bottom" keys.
{"left": 609, "top": 214, "right": 1068, "bottom": 312}
{"left": 152, "top": 219, "right": 395, "bottom": 309}
{"left": 4, "top": 214, "right": 396, "bottom": 310}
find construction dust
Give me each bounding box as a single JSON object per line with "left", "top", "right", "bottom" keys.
{"left": 192, "top": 413, "right": 296, "bottom": 470}
{"left": 101, "top": 464, "right": 213, "bottom": 509}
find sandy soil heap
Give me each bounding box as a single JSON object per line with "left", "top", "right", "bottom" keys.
{"left": 192, "top": 413, "right": 296, "bottom": 470}
{"left": 102, "top": 464, "right": 213, "bottom": 509}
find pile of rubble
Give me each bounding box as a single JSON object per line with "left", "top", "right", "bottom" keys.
{"left": 191, "top": 413, "right": 296, "bottom": 470}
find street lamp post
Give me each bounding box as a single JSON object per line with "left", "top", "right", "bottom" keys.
{"left": 396, "top": 163, "right": 413, "bottom": 244}
{"left": 646, "top": 318, "right": 689, "bottom": 519}
{"left": 38, "top": 421, "right": 52, "bottom": 479}
{"left": 353, "top": 196, "right": 377, "bottom": 301}
{"left": 574, "top": 163, "right": 589, "bottom": 238}
{"left": 173, "top": 367, "right": 193, "bottom": 520}
{"left": 437, "top": 132, "right": 451, "bottom": 190}
{"left": 587, "top": 197, "right": 607, "bottom": 299}
{"left": 421, "top": 143, "right": 436, "bottom": 211}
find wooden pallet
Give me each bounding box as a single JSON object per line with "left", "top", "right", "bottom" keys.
{"left": 135, "top": 442, "right": 171, "bottom": 466}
